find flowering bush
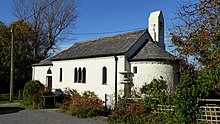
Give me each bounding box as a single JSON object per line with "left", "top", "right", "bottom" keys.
{"left": 108, "top": 101, "right": 148, "bottom": 123}
{"left": 59, "top": 90, "right": 105, "bottom": 118}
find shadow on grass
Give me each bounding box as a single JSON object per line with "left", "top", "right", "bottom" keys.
{"left": 0, "top": 107, "right": 25, "bottom": 115}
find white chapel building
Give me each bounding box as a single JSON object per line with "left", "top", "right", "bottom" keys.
{"left": 32, "top": 11, "right": 180, "bottom": 101}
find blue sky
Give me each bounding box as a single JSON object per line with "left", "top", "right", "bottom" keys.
{"left": 0, "top": 0, "right": 197, "bottom": 51}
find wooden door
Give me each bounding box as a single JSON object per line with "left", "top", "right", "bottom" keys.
{"left": 47, "top": 76, "right": 52, "bottom": 91}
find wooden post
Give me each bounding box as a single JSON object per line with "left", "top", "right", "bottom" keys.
{"left": 18, "top": 90, "right": 20, "bottom": 100}
{"left": 53, "top": 95, "right": 56, "bottom": 106}
{"left": 104, "top": 94, "right": 107, "bottom": 116}
{"left": 9, "top": 25, "right": 14, "bottom": 102}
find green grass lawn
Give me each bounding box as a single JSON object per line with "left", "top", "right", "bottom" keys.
{"left": 0, "top": 100, "right": 20, "bottom": 104}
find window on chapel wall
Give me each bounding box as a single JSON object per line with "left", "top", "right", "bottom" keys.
{"left": 59, "top": 68, "right": 62, "bottom": 82}
{"left": 74, "top": 68, "right": 77, "bottom": 82}
{"left": 47, "top": 68, "right": 52, "bottom": 74}
{"left": 78, "top": 68, "right": 82, "bottom": 82}
{"left": 82, "top": 67, "right": 86, "bottom": 83}
{"left": 102, "top": 67, "right": 107, "bottom": 84}
{"left": 133, "top": 66, "right": 137, "bottom": 74}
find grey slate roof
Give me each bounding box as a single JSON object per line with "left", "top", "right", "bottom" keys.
{"left": 129, "top": 41, "right": 176, "bottom": 61}
{"left": 51, "top": 29, "right": 146, "bottom": 60}
{"left": 33, "top": 29, "right": 146, "bottom": 66}
{"left": 32, "top": 56, "right": 53, "bottom": 66}
{"left": 33, "top": 29, "right": 178, "bottom": 66}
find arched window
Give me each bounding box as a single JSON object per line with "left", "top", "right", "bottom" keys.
{"left": 47, "top": 68, "right": 52, "bottom": 74}
{"left": 59, "top": 68, "right": 62, "bottom": 82}
{"left": 74, "top": 68, "right": 77, "bottom": 82}
{"left": 82, "top": 67, "right": 86, "bottom": 83}
{"left": 78, "top": 68, "right": 81, "bottom": 82}
{"left": 102, "top": 67, "right": 107, "bottom": 84}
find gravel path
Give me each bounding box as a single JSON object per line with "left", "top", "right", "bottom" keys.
{"left": 0, "top": 103, "right": 108, "bottom": 124}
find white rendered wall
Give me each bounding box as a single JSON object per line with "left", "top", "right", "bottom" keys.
{"left": 51, "top": 55, "right": 125, "bottom": 101}
{"left": 131, "top": 61, "right": 179, "bottom": 92}
{"left": 148, "top": 11, "right": 165, "bottom": 49}
{"left": 32, "top": 66, "right": 52, "bottom": 86}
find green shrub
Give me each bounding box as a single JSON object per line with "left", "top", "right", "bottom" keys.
{"left": 140, "top": 77, "right": 172, "bottom": 110}
{"left": 146, "top": 113, "right": 179, "bottom": 124}
{"left": 21, "top": 80, "right": 44, "bottom": 108}
{"left": 173, "top": 71, "right": 202, "bottom": 124}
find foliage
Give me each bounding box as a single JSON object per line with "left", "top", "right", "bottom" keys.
{"left": 169, "top": 1, "right": 220, "bottom": 122}
{"left": 63, "top": 88, "right": 80, "bottom": 101}
{"left": 20, "top": 99, "right": 43, "bottom": 109}
{"left": 42, "top": 89, "right": 53, "bottom": 96}
{"left": 146, "top": 113, "right": 179, "bottom": 124}
{"left": 170, "top": 0, "right": 220, "bottom": 68}
{"left": 0, "top": 21, "right": 37, "bottom": 93}
{"left": 22, "top": 80, "right": 44, "bottom": 109}
{"left": 140, "top": 76, "right": 168, "bottom": 97}
{"left": 173, "top": 71, "right": 203, "bottom": 124}
{"left": 59, "top": 90, "right": 105, "bottom": 118}
{"left": 1, "top": 0, "right": 79, "bottom": 93}
{"left": 140, "top": 77, "right": 171, "bottom": 109}
{"left": 198, "top": 63, "right": 220, "bottom": 98}
{"left": 108, "top": 101, "right": 148, "bottom": 124}
{"left": 82, "top": 90, "right": 98, "bottom": 99}
{"left": 108, "top": 100, "right": 179, "bottom": 124}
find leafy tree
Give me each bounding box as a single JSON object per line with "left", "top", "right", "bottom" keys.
{"left": 170, "top": 0, "right": 220, "bottom": 68}
{"left": 11, "top": 21, "right": 36, "bottom": 91}
{"left": 0, "top": 21, "right": 11, "bottom": 93}
{"left": 0, "top": 20, "right": 36, "bottom": 93}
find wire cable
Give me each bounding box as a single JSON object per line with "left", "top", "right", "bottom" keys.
{"left": 24, "top": 0, "right": 58, "bottom": 20}
{"left": 67, "top": 27, "right": 146, "bottom": 35}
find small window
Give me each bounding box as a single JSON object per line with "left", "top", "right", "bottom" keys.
{"left": 74, "top": 68, "right": 77, "bottom": 82}
{"left": 59, "top": 68, "right": 62, "bottom": 82}
{"left": 82, "top": 67, "right": 86, "bottom": 83}
{"left": 133, "top": 66, "right": 137, "bottom": 74}
{"left": 78, "top": 68, "right": 82, "bottom": 82}
{"left": 47, "top": 68, "right": 52, "bottom": 74}
{"left": 102, "top": 67, "right": 107, "bottom": 84}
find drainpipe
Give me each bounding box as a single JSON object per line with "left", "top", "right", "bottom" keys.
{"left": 114, "top": 55, "right": 118, "bottom": 108}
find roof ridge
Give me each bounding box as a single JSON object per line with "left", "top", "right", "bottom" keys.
{"left": 75, "top": 29, "right": 147, "bottom": 45}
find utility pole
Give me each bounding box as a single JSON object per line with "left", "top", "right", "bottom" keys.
{"left": 9, "top": 25, "right": 14, "bottom": 102}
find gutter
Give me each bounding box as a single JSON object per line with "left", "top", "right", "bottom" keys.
{"left": 114, "top": 55, "right": 118, "bottom": 108}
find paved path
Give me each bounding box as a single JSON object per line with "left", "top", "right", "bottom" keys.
{"left": 0, "top": 103, "right": 108, "bottom": 124}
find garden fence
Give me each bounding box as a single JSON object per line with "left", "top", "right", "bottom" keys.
{"left": 122, "top": 98, "right": 220, "bottom": 123}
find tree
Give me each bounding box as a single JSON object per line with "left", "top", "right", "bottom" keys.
{"left": 0, "top": 21, "right": 11, "bottom": 93}
{"left": 170, "top": 0, "right": 220, "bottom": 69}
{"left": 0, "top": 20, "right": 36, "bottom": 93}
{"left": 13, "top": 0, "right": 79, "bottom": 60}
{"left": 170, "top": 1, "right": 220, "bottom": 122}
{"left": 11, "top": 21, "right": 36, "bottom": 91}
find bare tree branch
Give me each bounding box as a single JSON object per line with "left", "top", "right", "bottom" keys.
{"left": 13, "top": 0, "right": 79, "bottom": 60}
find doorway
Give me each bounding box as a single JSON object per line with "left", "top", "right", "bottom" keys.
{"left": 47, "top": 76, "right": 52, "bottom": 91}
